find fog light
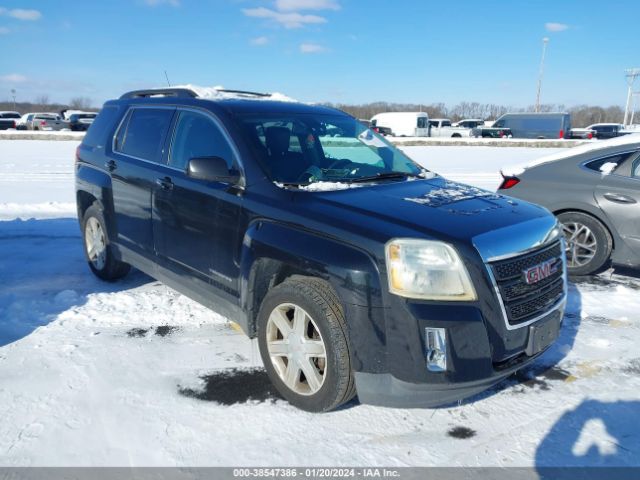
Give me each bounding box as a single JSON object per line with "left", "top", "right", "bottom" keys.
{"left": 425, "top": 327, "right": 447, "bottom": 372}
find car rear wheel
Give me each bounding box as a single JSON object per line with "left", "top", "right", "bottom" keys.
{"left": 82, "top": 203, "right": 130, "bottom": 281}
{"left": 257, "top": 277, "right": 355, "bottom": 412}
{"left": 557, "top": 211, "right": 612, "bottom": 276}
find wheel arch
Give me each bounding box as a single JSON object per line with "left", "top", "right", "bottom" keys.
{"left": 239, "top": 220, "right": 386, "bottom": 370}
{"left": 552, "top": 206, "right": 617, "bottom": 249}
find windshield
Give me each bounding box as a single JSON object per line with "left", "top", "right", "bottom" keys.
{"left": 236, "top": 113, "right": 424, "bottom": 185}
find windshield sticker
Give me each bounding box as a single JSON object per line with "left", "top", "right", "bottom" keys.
{"left": 404, "top": 181, "right": 503, "bottom": 208}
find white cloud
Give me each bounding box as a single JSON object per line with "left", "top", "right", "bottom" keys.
{"left": 0, "top": 26, "right": 9, "bottom": 35}
{"left": 250, "top": 36, "right": 269, "bottom": 46}
{"left": 4, "top": 9, "right": 42, "bottom": 21}
{"left": 299, "top": 42, "right": 326, "bottom": 53}
{"left": 0, "top": 74, "right": 28, "bottom": 83}
{"left": 545, "top": 22, "right": 569, "bottom": 32}
{"left": 242, "top": 7, "right": 326, "bottom": 29}
{"left": 275, "top": 0, "right": 340, "bottom": 11}
{"left": 144, "top": 0, "right": 180, "bottom": 6}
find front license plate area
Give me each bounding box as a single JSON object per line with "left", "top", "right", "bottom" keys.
{"left": 525, "top": 315, "right": 560, "bottom": 356}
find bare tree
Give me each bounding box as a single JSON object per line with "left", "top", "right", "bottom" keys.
{"left": 69, "top": 96, "right": 92, "bottom": 110}
{"left": 34, "top": 95, "right": 50, "bottom": 108}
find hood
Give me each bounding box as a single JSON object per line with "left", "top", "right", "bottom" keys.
{"left": 294, "top": 176, "right": 552, "bottom": 246}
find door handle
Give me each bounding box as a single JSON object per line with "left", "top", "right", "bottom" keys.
{"left": 105, "top": 160, "right": 117, "bottom": 172}
{"left": 603, "top": 193, "right": 636, "bottom": 204}
{"left": 156, "top": 177, "right": 174, "bottom": 191}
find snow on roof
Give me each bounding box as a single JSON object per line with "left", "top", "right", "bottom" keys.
{"left": 501, "top": 133, "right": 640, "bottom": 177}
{"left": 174, "top": 84, "right": 297, "bottom": 103}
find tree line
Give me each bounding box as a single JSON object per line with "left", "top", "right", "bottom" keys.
{"left": 0, "top": 96, "right": 97, "bottom": 114}
{"left": 0, "top": 95, "right": 627, "bottom": 127}
{"left": 324, "top": 101, "right": 627, "bottom": 127}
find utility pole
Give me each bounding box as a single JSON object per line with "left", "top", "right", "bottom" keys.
{"left": 535, "top": 37, "right": 549, "bottom": 113}
{"left": 623, "top": 68, "right": 640, "bottom": 126}
{"left": 10, "top": 89, "right": 16, "bottom": 111}
{"left": 631, "top": 92, "right": 639, "bottom": 126}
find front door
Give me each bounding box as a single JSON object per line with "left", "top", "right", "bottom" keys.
{"left": 152, "top": 109, "right": 243, "bottom": 295}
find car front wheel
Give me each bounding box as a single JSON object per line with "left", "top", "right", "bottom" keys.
{"left": 557, "top": 211, "right": 612, "bottom": 276}
{"left": 257, "top": 277, "right": 355, "bottom": 412}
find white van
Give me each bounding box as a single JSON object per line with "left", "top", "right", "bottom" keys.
{"left": 370, "top": 112, "right": 429, "bottom": 137}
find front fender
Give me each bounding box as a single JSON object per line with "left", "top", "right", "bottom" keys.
{"left": 240, "top": 220, "right": 388, "bottom": 373}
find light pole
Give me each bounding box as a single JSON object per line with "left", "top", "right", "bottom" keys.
{"left": 623, "top": 68, "right": 640, "bottom": 126}
{"left": 535, "top": 37, "right": 549, "bottom": 113}
{"left": 10, "top": 89, "right": 16, "bottom": 111}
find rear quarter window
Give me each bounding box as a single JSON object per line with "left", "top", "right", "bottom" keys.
{"left": 83, "top": 106, "right": 121, "bottom": 148}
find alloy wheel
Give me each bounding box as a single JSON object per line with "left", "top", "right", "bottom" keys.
{"left": 562, "top": 221, "right": 597, "bottom": 268}
{"left": 85, "top": 217, "right": 107, "bottom": 270}
{"left": 266, "top": 303, "right": 327, "bottom": 396}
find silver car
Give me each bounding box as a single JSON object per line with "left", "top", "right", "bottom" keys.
{"left": 28, "top": 113, "right": 69, "bottom": 131}
{"left": 498, "top": 136, "right": 640, "bottom": 275}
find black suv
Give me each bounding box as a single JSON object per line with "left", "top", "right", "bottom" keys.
{"left": 76, "top": 87, "right": 567, "bottom": 412}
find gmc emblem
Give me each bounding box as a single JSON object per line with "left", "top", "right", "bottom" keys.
{"left": 523, "top": 258, "right": 560, "bottom": 285}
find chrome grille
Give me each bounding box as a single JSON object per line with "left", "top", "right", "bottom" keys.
{"left": 490, "top": 241, "right": 565, "bottom": 326}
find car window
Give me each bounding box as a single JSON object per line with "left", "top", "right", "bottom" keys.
{"left": 633, "top": 160, "right": 640, "bottom": 178}
{"left": 116, "top": 108, "right": 174, "bottom": 162}
{"left": 584, "top": 153, "right": 635, "bottom": 174}
{"left": 83, "top": 105, "right": 120, "bottom": 148}
{"left": 417, "top": 117, "right": 428, "bottom": 128}
{"left": 169, "top": 110, "right": 234, "bottom": 170}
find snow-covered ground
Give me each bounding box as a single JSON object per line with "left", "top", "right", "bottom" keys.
{"left": 0, "top": 140, "right": 639, "bottom": 467}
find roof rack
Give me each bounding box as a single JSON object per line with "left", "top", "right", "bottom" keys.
{"left": 119, "top": 88, "right": 198, "bottom": 99}
{"left": 215, "top": 89, "right": 271, "bottom": 98}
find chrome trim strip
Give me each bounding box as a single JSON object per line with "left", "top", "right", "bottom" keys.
{"left": 484, "top": 238, "right": 568, "bottom": 331}
{"left": 473, "top": 215, "right": 561, "bottom": 263}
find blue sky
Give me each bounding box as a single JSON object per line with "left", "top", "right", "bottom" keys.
{"left": 0, "top": 0, "right": 638, "bottom": 108}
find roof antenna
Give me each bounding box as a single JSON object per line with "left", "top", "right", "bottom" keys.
{"left": 164, "top": 70, "right": 171, "bottom": 87}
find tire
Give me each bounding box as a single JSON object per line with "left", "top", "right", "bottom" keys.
{"left": 257, "top": 277, "right": 355, "bottom": 412}
{"left": 82, "top": 202, "right": 130, "bottom": 281}
{"left": 557, "top": 211, "right": 612, "bottom": 276}
{"left": 452, "top": 133, "right": 461, "bottom": 138}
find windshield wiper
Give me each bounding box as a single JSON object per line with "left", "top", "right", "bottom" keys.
{"left": 346, "top": 171, "right": 419, "bottom": 183}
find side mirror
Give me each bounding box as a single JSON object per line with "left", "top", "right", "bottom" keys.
{"left": 187, "top": 156, "right": 240, "bottom": 184}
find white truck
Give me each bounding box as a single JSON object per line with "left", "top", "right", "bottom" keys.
{"left": 370, "top": 112, "right": 471, "bottom": 137}
{"left": 427, "top": 118, "right": 472, "bottom": 138}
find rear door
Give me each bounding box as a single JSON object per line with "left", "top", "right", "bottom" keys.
{"left": 152, "top": 108, "right": 243, "bottom": 295}
{"left": 109, "top": 106, "right": 176, "bottom": 257}
{"left": 594, "top": 152, "right": 640, "bottom": 257}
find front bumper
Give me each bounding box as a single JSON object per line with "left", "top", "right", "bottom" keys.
{"left": 355, "top": 302, "right": 563, "bottom": 408}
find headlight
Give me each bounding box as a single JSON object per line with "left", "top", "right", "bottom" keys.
{"left": 385, "top": 239, "right": 477, "bottom": 301}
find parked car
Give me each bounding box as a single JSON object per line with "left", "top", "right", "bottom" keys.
{"left": 498, "top": 134, "right": 640, "bottom": 275}
{"left": 488, "top": 112, "right": 571, "bottom": 139}
{"left": 16, "top": 113, "right": 35, "bottom": 130}
{"left": 453, "top": 119, "right": 485, "bottom": 129}
{"left": 427, "top": 118, "right": 471, "bottom": 138}
{"left": 370, "top": 112, "right": 429, "bottom": 137}
{"left": 566, "top": 126, "right": 595, "bottom": 140}
{"left": 0, "top": 111, "right": 21, "bottom": 130}
{"left": 76, "top": 87, "right": 567, "bottom": 412}
{"left": 586, "top": 123, "right": 632, "bottom": 140}
{"left": 67, "top": 112, "right": 97, "bottom": 131}
{"left": 470, "top": 125, "right": 513, "bottom": 138}
{"left": 28, "top": 113, "right": 69, "bottom": 131}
